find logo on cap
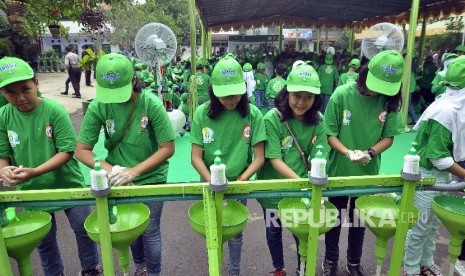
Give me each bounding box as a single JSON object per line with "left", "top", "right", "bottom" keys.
{"left": 297, "top": 71, "right": 312, "bottom": 81}
{"left": 0, "top": 63, "right": 17, "bottom": 73}
{"left": 102, "top": 72, "right": 120, "bottom": 84}
{"left": 381, "top": 65, "right": 397, "bottom": 75}
{"left": 220, "top": 69, "right": 235, "bottom": 79}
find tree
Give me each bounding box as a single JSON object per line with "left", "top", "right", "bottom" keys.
{"left": 105, "top": 0, "right": 193, "bottom": 49}
{"left": 335, "top": 28, "right": 351, "bottom": 51}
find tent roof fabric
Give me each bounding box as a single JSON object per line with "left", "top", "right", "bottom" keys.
{"left": 195, "top": 0, "right": 465, "bottom": 31}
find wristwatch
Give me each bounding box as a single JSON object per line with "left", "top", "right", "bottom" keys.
{"left": 368, "top": 148, "right": 376, "bottom": 159}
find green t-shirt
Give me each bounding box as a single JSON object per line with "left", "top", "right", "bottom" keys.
{"left": 266, "top": 77, "right": 287, "bottom": 99}
{"left": 78, "top": 91, "right": 176, "bottom": 184}
{"left": 190, "top": 102, "right": 267, "bottom": 180}
{"left": 431, "top": 74, "right": 446, "bottom": 96}
{"left": 0, "top": 98, "right": 84, "bottom": 191}
{"left": 318, "top": 64, "right": 340, "bottom": 95}
{"left": 324, "top": 83, "right": 403, "bottom": 176}
{"left": 257, "top": 110, "right": 328, "bottom": 209}
{"left": 415, "top": 119, "right": 453, "bottom": 171}
{"left": 337, "top": 72, "right": 359, "bottom": 87}
{"left": 192, "top": 72, "right": 212, "bottom": 103}
{"left": 254, "top": 72, "right": 270, "bottom": 91}
{"left": 0, "top": 94, "right": 8, "bottom": 108}
{"left": 179, "top": 102, "right": 189, "bottom": 117}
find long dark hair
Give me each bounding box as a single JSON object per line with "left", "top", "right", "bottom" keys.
{"left": 274, "top": 88, "right": 322, "bottom": 125}
{"left": 207, "top": 87, "right": 250, "bottom": 119}
{"left": 357, "top": 65, "right": 401, "bottom": 113}
{"left": 132, "top": 74, "right": 144, "bottom": 93}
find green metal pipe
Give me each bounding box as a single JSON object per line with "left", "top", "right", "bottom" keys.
{"left": 401, "top": 0, "right": 420, "bottom": 132}
{"left": 96, "top": 197, "right": 115, "bottom": 275}
{"left": 1, "top": 186, "right": 407, "bottom": 209}
{"left": 306, "top": 186, "right": 323, "bottom": 275}
{"left": 201, "top": 23, "right": 206, "bottom": 62}
{"left": 388, "top": 178, "right": 419, "bottom": 275}
{"left": 279, "top": 21, "right": 284, "bottom": 53}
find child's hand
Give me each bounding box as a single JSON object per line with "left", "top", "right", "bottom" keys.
{"left": 11, "top": 166, "right": 35, "bottom": 183}
{"left": 346, "top": 150, "right": 371, "bottom": 165}
{"left": 109, "top": 167, "right": 138, "bottom": 186}
{"left": 1, "top": 166, "right": 22, "bottom": 185}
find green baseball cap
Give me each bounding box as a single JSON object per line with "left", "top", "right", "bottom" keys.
{"left": 0, "top": 57, "right": 34, "bottom": 88}
{"left": 257, "top": 62, "right": 265, "bottom": 70}
{"left": 211, "top": 53, "right": 246, "bottom": 97}
{"left": 96, "top": 53, "right": 134, "bottom": 103}
{"left": 444, "top": 56, "right": 465, "bottom": 89}
{"left": 366, "top": 50, "right": 404, "bottom": 96}
{"left": 349, "top": 58, "right": 361, "bottom": 68}
{"left": 454, "top": 44, "right": 465, "bottom": 53}
{"left": 181, "top": 93, "right": 188, "bottom": 101}
{"left": 286, "top": 63, "right": 320, "bottom": 94}
{"left": 243, "top": 63, "right": 252, "bottom": 72}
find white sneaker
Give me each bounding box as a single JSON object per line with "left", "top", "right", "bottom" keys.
{"left": 456, "top": 260, "right": 465, "bottom": 276}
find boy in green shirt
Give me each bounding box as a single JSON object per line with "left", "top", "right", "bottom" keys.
{"left": 265, "top": 64, "right": 287, "bottom": 109}
{"left": 337, "top": 58, "right": 360, "bottom": 87}
{"left": 0, "top": 57, "right": 101, "bottom": 276}
{"left": 191, "top": 63, "right": 212, "bottom": 104}
{"left": 254, "top": 62, "right": 271, "bottom": 109}
{"left": 317, "top": 53, "right": 340, "bottom": 113}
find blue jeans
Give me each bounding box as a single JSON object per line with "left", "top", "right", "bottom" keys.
{"left": 324, "top": 196, "right": 365, "bottom": 265}
{"left": 320, "top": 94, "right": 331, "bottom": 113}
{"left": 408, "top": 94, "right": 418, "bottom": 123}
{"left": 263, "top": 209, "right": 300, "bottom": 271}
{"left": 131, "top": 201, "right": 164, "bottom": 276}
{"left": 253, "top": 89, "right": 265, "bottom": 108}
{"left": 228, "top": 199, "right": 246, "bottom": 275}
{"left": 267, "top": 98, "right": 275, "bottom": 109}
{"left": 37, "top": 206, "right": 99, "bottom": 275}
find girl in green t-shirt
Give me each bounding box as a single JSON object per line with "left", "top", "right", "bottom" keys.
{"left": 323, "top": 50, "right": 404, "bottom": 275}
{"left": 0, "top": 57, "right": 102, "bottom": 276}
{"left": 191, "top": 53, "right": 267, "bottom": 276}
{"left": 257, "top": 62, "right": 328, "bottom": 276}
{"left": 76, "top": 53, "right": 175, "bottom": 276}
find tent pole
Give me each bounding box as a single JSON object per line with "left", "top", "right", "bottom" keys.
{"left": 207, "top": 29, "right": 212, "bottom": 58}
{"left": 316, "top": 29, "right": 320, "bottom": 54}
{"left": 201, "top": 22, "right": 206, "bottom": 62}
{"left": 279, "top": 21, "right": 284, "bottom": 53}
{"left": 418, "top": 6, "right": 428, "bottom": 70}
{"left": 391, "top": 1, "right": 422, "bottom": 267}
{"left": 188, "top": 0, "right": 197, "bottom": 73}
{"left": 349, "top": 27, "right": 355, "bottom": 55}
{"left": 296, "top": 27, "right": 299, "bottom": 51}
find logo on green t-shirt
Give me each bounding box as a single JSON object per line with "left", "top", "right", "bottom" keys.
{"left": 140, "top": 115, "right": 149, "bottom": 130}
{"left": 105, "top": 119, "right": 115, "bottom": 135}
{"left": 343, "top": 110, "right": 351, "bottom": 125}
{"left": 378, "top": 111, "right": 387, "bottom": 124}
{"left": 7, "top": 130, "right": 20, "bottom": 148}
{"left": 45, "top": 125, "right": 53, "bottom": 140}
{"left": 196, "top": 76, "right": 204, "bottom": 86}
{"left": 325, "top": 66, "right": 333, "bottom": 74}
{"left": 242, "top": 125, "right": 251, "bottom": 140}
{"left": 202, "top": 127, "right": 214, "bottom": 143}
{"left": 273, "top": 82, "right": 284, "bottom": 92}
{"left": 281, "top": 136, "right": 293, "bottom": 150}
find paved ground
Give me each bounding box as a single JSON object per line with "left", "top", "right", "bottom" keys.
{"left": 6, "top": 72, "right": 456, "bottom": 275}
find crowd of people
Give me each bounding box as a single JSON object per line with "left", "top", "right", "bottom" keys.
{"left": 0, "top": 42, "right": 464, "bottom": 276}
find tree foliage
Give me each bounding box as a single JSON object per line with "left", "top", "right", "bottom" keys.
{"left": 105, "top": 0, "right": 191, "bottom": 49}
